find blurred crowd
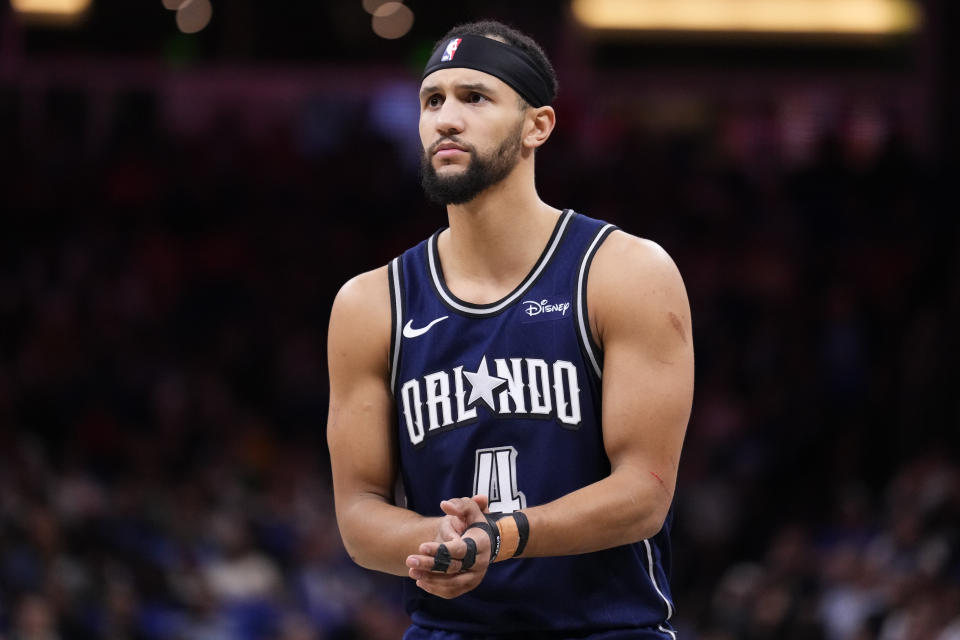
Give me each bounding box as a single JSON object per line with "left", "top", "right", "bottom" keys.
{"left": 1, "top": 67, "right": 957, "bottom": 639}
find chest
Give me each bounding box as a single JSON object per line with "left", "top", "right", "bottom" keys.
{"left": 395, "top": 301, "right": 586, "bottom": 445}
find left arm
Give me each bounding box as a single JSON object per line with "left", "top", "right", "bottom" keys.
{"left": 409, "top": 231, "right": 693, "bottom": 592}
{"left": 520, "top": 231, "right": 694, "bottom": 555}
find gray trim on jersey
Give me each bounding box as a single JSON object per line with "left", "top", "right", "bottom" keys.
{"left": 427, "top": 210, "right": 574, "bottom": 316}
{"left": 643, "top": 538, "right": 676, "bottom": 638}
{"left": 389, "top": 257, "right": 403, "bottom": 394}
{"left": 576, "top": 223, "right": 616, "bottom": 379}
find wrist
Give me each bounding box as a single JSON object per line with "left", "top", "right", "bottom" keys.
{"left": 464, "top": 519, "right": 500, "bottom": 562}
{"left": 491, "top": 511, "right": 530, "bottom": 562}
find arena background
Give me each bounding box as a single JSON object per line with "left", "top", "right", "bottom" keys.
{"left": 1, "top": 1, "right": 958, "bottom": 638}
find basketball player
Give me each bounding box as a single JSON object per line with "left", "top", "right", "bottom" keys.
{"left": 327, "top": 20, "right": 694, "bottom": 639}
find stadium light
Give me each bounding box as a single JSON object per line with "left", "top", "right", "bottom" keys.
{"left": 372, "top": 2, "right": 414, "bottom": 40}
{"left": 175, "top": 0, "right": 212, "bottom": 34}
{"left": 10, "top": 0, "right": 92, "bottom": 24}
{"left": 571, "top": 0, "right": 921, "bottom": 36}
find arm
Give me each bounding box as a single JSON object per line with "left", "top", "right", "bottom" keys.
{"left": 410, "top": 232, "right": 693, "bottom": 588}
{"left": 520, "top": 232, "right": 694, "bottom": 554}
{"left": 327, "top": 267, "right": 471, "bottom": 576}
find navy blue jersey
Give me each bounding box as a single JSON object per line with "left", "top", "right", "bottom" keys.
{"left": 388, "top": 211, "right": 676, "bottom": 638}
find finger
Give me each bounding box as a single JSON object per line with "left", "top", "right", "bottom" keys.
{"left": 406, "top": 553, "right": 462, "bottom": 576}
{"left": 439, "top": 497, "right": 474, "bottom": 518}
{"left": 414, "top": 536, "right": 485, "bottom": 573}
{"left": 431, "top": 543, "right": 452, "bottom": 573}
{"left": 460, "top": 536, "right": 478, "bottom": 570}
{"left": 413, "top": 571, "right": 479, "bottom": 599}
{"left": 438, "top": 515, "right": 465, "bottom": 541}
{"left": 408, "top": 551, "right": 462, "bottom": 570}
{"left": 419, "top": 537, "right": 471, "bottom": 559}
{"left": 415, "top": 565, "right": 480, "bottom": 588}
{"left": 415, "top": 578, "right": 471, "bottom": 598}
{"left": 471, "top": 494, "right": 489, "bottom": 512}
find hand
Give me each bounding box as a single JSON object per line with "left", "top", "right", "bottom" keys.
{"left": 434, "top": 511, "right": 467, "bottom": 544}
{"left": 406, "top": 495, "right": 490, "bottom": 599}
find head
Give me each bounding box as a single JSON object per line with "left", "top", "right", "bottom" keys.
{"left": 419, "top": 21, "right": 558, "bottom": 205}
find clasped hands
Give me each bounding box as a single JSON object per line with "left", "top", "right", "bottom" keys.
{"left": 405, "top": 494, "right": 493, "bottom": 599}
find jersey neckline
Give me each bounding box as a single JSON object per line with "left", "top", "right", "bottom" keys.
{"left": 426, "top": 209, "right": 574, "bottom": 318}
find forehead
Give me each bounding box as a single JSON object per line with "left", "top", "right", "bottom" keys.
{"left": 419, "top": 68, "right": 513, "bottom": 95}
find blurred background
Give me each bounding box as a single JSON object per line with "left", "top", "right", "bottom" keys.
{"left": 1, "top": 0, "right": 958, "bottom": 638}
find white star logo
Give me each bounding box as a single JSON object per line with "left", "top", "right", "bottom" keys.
{"left": 462, "top": 355, "right": 506, "bottom": 412}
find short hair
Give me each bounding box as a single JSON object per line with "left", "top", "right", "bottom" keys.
{"left": 430, "top": 20, "right": 558, "bottom": 108}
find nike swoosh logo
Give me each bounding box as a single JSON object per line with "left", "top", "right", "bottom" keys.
{"left": 403, "top": 316, "right": 449, "bottom": 339}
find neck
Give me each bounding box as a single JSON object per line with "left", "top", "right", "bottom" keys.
{"left": 438, "top": 162, "right": 562, "bottom": 300}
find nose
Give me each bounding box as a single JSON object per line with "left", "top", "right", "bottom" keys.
{"left": 433, "top": 98, "right": 464, "bottom": 136}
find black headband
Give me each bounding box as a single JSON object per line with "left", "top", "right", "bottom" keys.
{"left": 422, "top": 34, "right": 553, "bottom": 108}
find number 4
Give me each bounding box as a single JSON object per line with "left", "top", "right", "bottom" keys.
{"left": 473, "top": 447, "right": 526, "bottom": 514}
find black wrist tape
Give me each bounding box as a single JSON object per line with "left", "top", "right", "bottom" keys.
{"left": 464, "top": 519, "right": 500, "bottom": 562}
{"left": 513, "top": 511, "right": 530, "bottom": 557}
{"left": 460, "top": 536, "right": 477, "bottom": 571}
{"left": 485, "top": 514, "right": 503, "bottom": 561}
{"left": 432, "top": 543, "right": 451, "bottom": 573}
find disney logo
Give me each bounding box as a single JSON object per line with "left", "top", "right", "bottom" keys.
{"left": 522, "top": 299, "right": 571, "bottom": 317}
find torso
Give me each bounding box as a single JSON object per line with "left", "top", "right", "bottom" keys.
{"left": 387, "top": 211, "right": 677, "bottom": 636}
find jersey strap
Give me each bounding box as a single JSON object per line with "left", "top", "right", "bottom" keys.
{"left": 574, "top": 222, "right": 618, "bottom": 379}
{"left": 388, "top": 256, "right": 405, "bottom": 393}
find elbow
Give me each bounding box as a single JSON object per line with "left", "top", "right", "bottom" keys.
{"left": 623, "top": 485, "right": 672, "bottom": 542}
{"left": 340, "top": 537, "right": 365, "bottom": 569}
{"left": 635, "top": 509, "right": 668, "bottom": 541}
{"left": 333, "top": 509, "right": 369, "bottom": 569}
{"left": 337, "top": 520, "right": 408, "bottom": 578}
{"left": 347, "top": 552, "right": 377, "bottom": 572}
{"left": 332, "top": 493, "right": 408, "bottom": 576}
{"left": 607, "top": 464, "right": 676, "bottom": 543}
{"left": 336, "top": 507, "right": 399, "bottom": 574}
{"left": 337, "top": 523, "right": 376, "bottom": 571}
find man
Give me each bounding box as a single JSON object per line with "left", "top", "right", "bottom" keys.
{"left": 327, "top": 20, "right": 693, "bottom": 639}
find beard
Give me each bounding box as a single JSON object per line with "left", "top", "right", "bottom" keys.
{"left": 419, "top": 122, "right": 523, "bottom": 206}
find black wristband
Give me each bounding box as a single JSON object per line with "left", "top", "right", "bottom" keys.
{"left": 464, "top": 520, "right": 500, "bottom": 562}
{"left": 513, "top": 511, "right": 530, "bottom": 557}
{"left": 484, "top": 514, "right": 503, "bottom": 561}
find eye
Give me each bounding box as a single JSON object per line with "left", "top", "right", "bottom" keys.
{"left": 425, "top": 94, "right": 443, "bottom": 109}
{"left": 467, "top": 92, "right": 488, "bottom": 104}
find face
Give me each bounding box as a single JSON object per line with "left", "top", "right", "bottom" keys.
{"left": 418, "top": 69, "right": 527, "bottom": 205}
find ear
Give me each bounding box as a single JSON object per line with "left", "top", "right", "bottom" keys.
{"left": 522, "top": 105, "right": 556, "bottom": 150}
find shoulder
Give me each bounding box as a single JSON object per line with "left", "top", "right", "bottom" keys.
{"left": 329, "top": 264, "right": 393, "bottom": 372}
{"left": 592, "top": 230, "right": 684, "bottom": 290}
{"left": 587, "top": 230, "right": 691, "bottom": 349}
{"left": 332, "top": 264, "right": 391, "bottom": 316}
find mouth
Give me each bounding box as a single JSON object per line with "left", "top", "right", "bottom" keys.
{"left": 434, "top": 149, "right": 467, "bottom": 162}
{"left": 432, "top": 141, "right": 469, "bottom": 157}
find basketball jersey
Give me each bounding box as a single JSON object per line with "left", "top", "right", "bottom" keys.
{"left": 388, "top": 210, "right": 677, "bottom": 638}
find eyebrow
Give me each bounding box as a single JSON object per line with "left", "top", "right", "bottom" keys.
{"left": 419, "top": 82, "right": 496, "bottom": 99}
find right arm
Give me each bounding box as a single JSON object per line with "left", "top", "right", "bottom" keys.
{"left": 327, "top": 267, "right": 467, "bottom": 576}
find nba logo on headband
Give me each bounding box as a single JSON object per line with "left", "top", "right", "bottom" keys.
{"left": 440, "top": 38, "right": 462, "bottom": 62}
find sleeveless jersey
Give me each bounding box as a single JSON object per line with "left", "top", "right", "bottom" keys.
{"left": 388, "top": 211, "right": 677, "bottom": 638}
